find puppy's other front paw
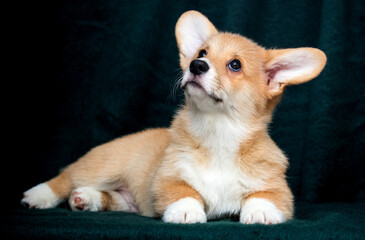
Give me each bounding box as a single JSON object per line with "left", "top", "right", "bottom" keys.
{"left": 240, "top": 198, "right": 285, "bottom": 225}
{"left": 21, "top": 183, "right": 61, "bottom": 209}
{"left": 69, "top": 187, "right": 103, "bottom": 211}
{"left": 162, "top": 197, "right": 207, "bottom": 224}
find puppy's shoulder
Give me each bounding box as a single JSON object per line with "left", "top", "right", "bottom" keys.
{"left": 238, "top": 130, "right": 288, "bottom": 173}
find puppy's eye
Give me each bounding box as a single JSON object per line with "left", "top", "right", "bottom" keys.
{"left": 198, "top": 49, "right": 207, "bottom": 58}
{"left": 228, "top": 59, "right": 241, "bottom": 72}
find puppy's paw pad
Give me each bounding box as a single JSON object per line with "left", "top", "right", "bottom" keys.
{"left": 162, "top": 197, "right": 207, "bottom": 224}
{"left": 69, "top": 187, "right": 102, "bottom": 211}
{"left": 240, "top": 198, "right": 285, "bottom": 225}
{"left": 21, "top": 183, "right": 61, "bottom": 209}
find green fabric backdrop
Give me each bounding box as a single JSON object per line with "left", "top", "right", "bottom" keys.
{"left": 3, "top": 0, "right": 364, "bottom": 239}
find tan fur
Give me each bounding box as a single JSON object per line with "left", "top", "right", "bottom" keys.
{"left": 47, "top": 170, "right": 73, "bottom": 199}
{"left": 100, "top": 191, "right": 129, "bottom": 211}
{"left": 22, "top": 11, "right": 326, "bottom": 223}
{"left": 46, "top": 128, "right": 170, "bottom": 216}
{"left": 153, "top": 180, "right": 204, "bottom": 215}
{"left": 100, "top": 192, "right": 110, "bottom": 211}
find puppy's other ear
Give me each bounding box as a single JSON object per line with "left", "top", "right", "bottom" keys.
{"left": 175, "top": 11, "right": 218, "bottom": 69}
{"left": 265, "top": 48, "right": 327, "bottom": 96}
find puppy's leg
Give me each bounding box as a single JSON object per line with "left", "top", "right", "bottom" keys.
{"left": 22, "top": 142, "right": 126, "bottom": 209}
{"left": 240, "top": 189, "right": 293, "bottom": 225}
{"left": 69, "top": 187, "right": 132, "bottom": 212}
{"left": 21, "top": 157, "right": 121, "bottom": 209}
{"left": 21, "top": 170, "right": 72, "bottom": 209}
{"left": 154, "top": 180, "right": 206, "bottom": 224}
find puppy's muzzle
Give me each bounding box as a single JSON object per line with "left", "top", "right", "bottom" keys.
{"left": 190, "top": 60, "right": 209, "bottom": 75}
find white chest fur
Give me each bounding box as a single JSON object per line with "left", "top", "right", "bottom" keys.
{"left": 178, "top": 158, "right": 260, "bottom": 219}
{"left": 177, "top": 112, "right": 263, "bottom": 219}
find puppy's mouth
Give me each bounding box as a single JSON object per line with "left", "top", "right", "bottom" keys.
{"left": 181, "top": 80, "right": 222, "bottom": 103}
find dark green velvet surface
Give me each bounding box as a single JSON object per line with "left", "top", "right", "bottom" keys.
{"left": 2, "top": 202, "right": 365, "bottom": 240}
{"left": 4, "top": 0, "right": 365, "bottom": 239}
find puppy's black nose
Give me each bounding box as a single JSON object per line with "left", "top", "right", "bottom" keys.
{"left": 189, "top": 60, "right": 209, "bottom": 75}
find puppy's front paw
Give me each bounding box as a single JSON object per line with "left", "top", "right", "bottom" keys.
{"left": 162, "top": 197, "right": 207, "bottom": 224}
{"left": 240, "top": 198, "right": 285, "bottom": 225}
{"left": 21, "top": 183, "right": 61, "bottom": 209}
{"left": 69, "top": 187, "right": 103, "bottom": 211}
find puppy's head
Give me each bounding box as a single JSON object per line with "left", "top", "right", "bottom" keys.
{"left": 176, "top": 11, "right": 326, "bottom": 119}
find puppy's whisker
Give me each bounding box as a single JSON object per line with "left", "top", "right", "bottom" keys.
{"left": 168, "top": 71, "right": 184, "bottom": 100}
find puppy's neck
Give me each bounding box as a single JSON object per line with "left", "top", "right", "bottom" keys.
{"left": 183, "top": 104, "right": 266, "bottom": 158}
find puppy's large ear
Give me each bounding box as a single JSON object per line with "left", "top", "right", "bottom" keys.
{"left": 175, "top": 11, "right": 218, "bottom": 69}
{"left": 265, "top": 48, "right": 327, "bottom": 96}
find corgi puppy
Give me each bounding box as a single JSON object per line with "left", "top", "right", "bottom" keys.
{"left": 21, "top": 10, "right": 326, "bottom": 224}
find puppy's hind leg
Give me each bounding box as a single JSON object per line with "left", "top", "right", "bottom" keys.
{"left": 69, "top": 187, "right": 134, "bottom": 212}
{"left": 21, "top": 170, "right": 73, "bottom": 209}
{"left": 21, "top": 135, "right": 140, "bottom": 210}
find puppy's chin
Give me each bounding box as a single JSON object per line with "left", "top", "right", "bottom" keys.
{"left": 181, "top": 66, "right": 223, "bottom": 111}
{"left": 183, "top": 76, "right": 223, "bottom": 101}
{"left": 185, "top": 82, "right": 207, "bottom": 99}
{"left": 184, "top": 87, "right": 224, "bottom": 114}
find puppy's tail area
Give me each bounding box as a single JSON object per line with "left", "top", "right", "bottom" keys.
{"left": 21, "top": 170, "right": 73, "bottom": 209}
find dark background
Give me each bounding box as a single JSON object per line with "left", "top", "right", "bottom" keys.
{"left": 7, "top": 0, "right": 365, "bottom": 210}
